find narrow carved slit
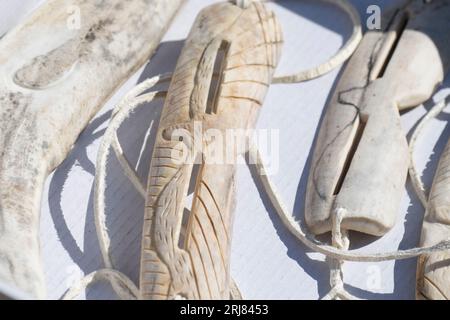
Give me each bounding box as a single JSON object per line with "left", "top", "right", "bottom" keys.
{"left": 206, "top": 40, "right": 230, "bottom": 114}
{"left": 333, "top": 117, "right": 367, "bottom": 195}
{"left": 179, "top": 160, "right": 202, "bottom": 248}
{"left": 373, "top": 12, "right": 409, "bottom": 79}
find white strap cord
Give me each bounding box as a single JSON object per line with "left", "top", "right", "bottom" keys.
{"left": 94, "top": 73, "right": 171, "bottom": 270}
{"left": 409, "top": 96, "right": 450, "bottom": 208}
{"left": 322, "top": 208, "right": 357, "bottom": 300}
{"left": 249, "top": 143, "right": 450, "bottom": 299}
{"left": 248, "top": 146, "right": 450, "bottom": 262}
{"left": 233, "top": 0, "right": 362, "bottom": 83}
{"left": 273, "top": 0, "right": 362, "bottom": 84}
{"left": 62, "top": 269, "right": 140, "bottom": 300}
{"left": 62, "top": 74, "right": 170, "bottom": 300}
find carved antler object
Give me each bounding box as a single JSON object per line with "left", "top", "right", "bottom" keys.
{"left": 306, "top": 0, "right": 450, "bottom": 237}
{"left": 417, "top": 136, "right": 450, "bottom": 300}
{"left": 140, "top": 1, "right": 282, "bottom": 300}
{"left": 0, "top": 0, "right": 181, "bottom": 299}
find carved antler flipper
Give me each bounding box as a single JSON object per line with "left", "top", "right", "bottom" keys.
{"left": 0, "top": 0, "right": 181, "bottom": 299}
{"left": 417, "top": 139, "right": 450, "bottom": 300}
{"left": 140, "top": 1, "right": 282, "bottom": 300}
{"left": 305, "top": 0, "right": 450, "bottom": 236}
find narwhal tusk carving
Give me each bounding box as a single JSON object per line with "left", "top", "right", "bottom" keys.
{"left": 306, "top": 0, "right": 450, "bottom": 237}
{"left": 140, "top": 1, "right": 282, "bottom": 300}
{"left": 0, "top": 0, "right": 181, "bottom": 299}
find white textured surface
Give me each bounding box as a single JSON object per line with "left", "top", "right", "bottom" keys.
{"left": 2, "top": 0, "right": 449, "bottom": 299}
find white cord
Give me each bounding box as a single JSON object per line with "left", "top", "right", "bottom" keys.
{"left": 271, "top": 0, "right": 362, "bottom": 83}
{"left": 323, "top": 208, "right": 356, "bottom": 300}
{"left": 249, "top": 141, "right": 450, "bottom": 300}
{"left": 409, "top": 96, "right": 450, "bottom": 208}
{"left": 249, "top": 145, "right": 450, "bottom": 262}
{"left": 62, "top": 74, "right": 170, "bottom": 300}
{"left": 233, "top": 0, "right": 363, "bottom": 83}
{"left": 62, "top": 269, "right": 140, "bottom": 300}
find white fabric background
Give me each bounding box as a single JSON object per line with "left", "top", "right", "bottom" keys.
{"left": 1, "top": 0, "right": 449, "bottom": 299}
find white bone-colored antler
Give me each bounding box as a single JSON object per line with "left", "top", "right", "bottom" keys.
{"left": 140, "top": 1, "right": 283, "bottom": 300}
{"left": 306, "top": 0, "right": 450, "bottom": 237}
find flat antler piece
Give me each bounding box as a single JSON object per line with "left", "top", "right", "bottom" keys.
{"left": 306, "top": 0, "right": 450, "bottom": 236}
{"left": 140, "top": 2, "right": 282, "bottom": 300}
{"left": 0, "top": 0, "right": 181, "bottom": 299}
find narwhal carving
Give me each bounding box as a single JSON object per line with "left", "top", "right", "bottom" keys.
{"left": 140, "top": 1, "right": 282, "bottom": 300}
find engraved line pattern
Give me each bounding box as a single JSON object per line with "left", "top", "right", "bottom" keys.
{"left": 140, "top": 1, "right": 282, "bottom": 300}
